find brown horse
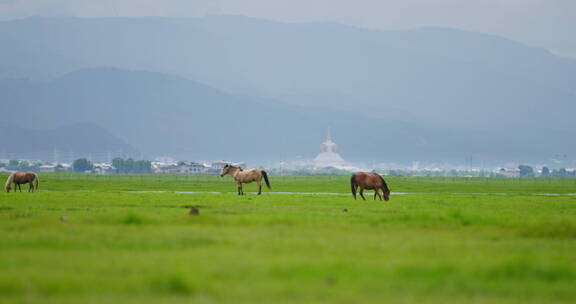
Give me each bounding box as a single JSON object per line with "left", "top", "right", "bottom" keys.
{"left": 5, "top": 171, "right": 40, "bottom": 193}
{"left": 350, "top": 172, "right": 390, "bottom": 201}
{"left": 220, "top": 164, "right": 271, "bottom": 195}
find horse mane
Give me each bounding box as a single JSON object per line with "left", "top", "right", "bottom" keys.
{"left": 4, "top": 172, "right": 16, "bottom": 191}
{"left": 377, "top": 174, "right": 390, "bottom": 192}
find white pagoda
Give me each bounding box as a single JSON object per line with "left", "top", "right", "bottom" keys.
{"left": 313, "top": 128, "right": 345, "bottom": 168}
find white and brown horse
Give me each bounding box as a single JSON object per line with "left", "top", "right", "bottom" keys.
{"left": 351, "top": 172, "right": 390, "bottom": 201}
{"left": 220, "top": 164, "right": 271, "bottom": 195}
{"left": 5, "top": 171, "right": 39, "bottom": 192}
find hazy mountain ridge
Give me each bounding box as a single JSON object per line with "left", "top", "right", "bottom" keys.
{"left": 1, "top": 15, "right": 575, "bottom": 130}
{"left": 0, "top": 67, "right": 572, "bottom": 164}
{"left": 1, "top": 16, "right": 575, "bottom": 163}
{"left": 0, "top": 121, "right": 135, "bottom": 156}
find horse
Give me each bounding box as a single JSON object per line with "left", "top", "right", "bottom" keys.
{"left": 5, "top": 171, "right": 40, "bottom": 193}
{"left": 350, "top": 172, "right": 390, "bottom": 201}
{"left": 220, "top": 164, "right": 271, "bottom": 195}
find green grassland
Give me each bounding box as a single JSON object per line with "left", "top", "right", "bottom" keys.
{"left": 1, "top": 173, "right": 575, "bottom": 303}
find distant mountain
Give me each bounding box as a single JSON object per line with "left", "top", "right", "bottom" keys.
{"left": 0, "top": 67, "right": 573, "bottom": 164}
{"left": 1, "top": 16, "right": 575, "bottom": 129}
{"left": 0, "top": 121, "right": 135, "bottom": 158}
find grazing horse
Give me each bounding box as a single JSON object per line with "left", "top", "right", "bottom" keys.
{"left": 5, "top": 171, "right": 39, "bottom": 193}
{"left": 220, "top": 164, "right": 271, "bottom": 195}
{"left": 350, "top": 172, "right": 390, "bottom": 201}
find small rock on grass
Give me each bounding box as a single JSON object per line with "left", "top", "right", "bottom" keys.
{"left": 189, "top": 207, "right": 200, "bottom": 216}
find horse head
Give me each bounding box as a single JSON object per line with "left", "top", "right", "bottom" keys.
{"left": 220, "top": 164, "right": 231, "bottom": 177}
{"left": 383, "top": 189, "right": 390, "bottom": 201}
{"left": 4, "top": 172, "right": 15, "bottom": 192}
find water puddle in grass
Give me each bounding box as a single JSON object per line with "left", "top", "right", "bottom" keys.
{"left": 535, "top": 193, "right": 576, "bottom": 196}
{"left": 124, "top": 190, "right": 408, "bottom": 196}
{"left": 453, "top": 192, "right": 510, "bottom": 196}
{"left": 40, "top": 190, "right": 576, "bottom": 196}
{"left": 122, "top": 191, "right": 576, "bottom": 196}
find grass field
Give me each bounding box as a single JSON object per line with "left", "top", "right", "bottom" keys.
{"left": 1, "top": 173, "right": 575, "bottom": 303}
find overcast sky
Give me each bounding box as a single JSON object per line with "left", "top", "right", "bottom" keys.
{"left": 1, "top": 0, "right": 575, "bottom": 58}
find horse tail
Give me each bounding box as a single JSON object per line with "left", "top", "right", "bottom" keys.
{"left": 5, "top": 172, "right": 15, "bottom": 192}
{"left": 261, "top": 170, "right": 271, "bottom": 189}
{"left": 34, "top": 173, "right": 40, "bottom": 191}
{"left": 350, "top": 174, "right": 357, "bottom": 198}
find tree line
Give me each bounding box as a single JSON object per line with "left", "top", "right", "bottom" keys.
{"left": 1, "top": 160, "right": 40, "bottom": 172}
{"left": 518, "top": 165, "right": 576, "bottom": 178}
{"left": 71, "top": 158, "right": 152, "bottom": 173}
{"left": 111, "top": 158, "right": 152, "bottom": 174}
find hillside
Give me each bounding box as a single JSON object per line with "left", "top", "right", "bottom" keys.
{"left": 0, "top": 121, "right": 135, "bottom": 160}
{"left": 0, "top": 67, "right": 572, "bottom": 164}
{"left": 0, "top": 16, "right": 575, "bottom": 129}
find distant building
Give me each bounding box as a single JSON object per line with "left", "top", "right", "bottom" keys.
{"left": 57, "top": 163, "right": 72, "bottom": 172}
{"left": 498, "top": 168, "right": 520, "bottom": 178}
{"left": 154, "top": 161, "right": 209, "bottom": 174}
{"left": 39, "top": 163, "right": 71, "bottom": 173}
{"left": 39, "top": 164, "right": 57, "bottom": 173}
{"left": 206, "top": 161, "right": 246, "bottom": 174}
{"left": 313, "top": 128, "right": 345, "bottom": 168}
{"left": 92, "top": 163, "right": 116, "bottom": 174}
{"left": 182, "top": 162, "right": 209, "bottom": 174}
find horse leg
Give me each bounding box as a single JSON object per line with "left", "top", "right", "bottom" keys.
{"left": 240, "top": 184, "right": 244, "bottom": 195}
{"left": 359, "top": 187, "right": 366, "bottom": 200}
{"left": 257, "top": 179, "right": 262, "bottom": 195}
{"left": 377, "top": 189, "right": 383, "bottom": 201}
{"left": 29, "top": 183, "right": 33, "bottom": 192}
{"left": 237, "top": 182, "right": 242, "bottom": 195}
{"left": 373, "top": 190, "right": 377, "bottom": 200}
{"left": 18, "top": 183, "right": 22, "bottom": 192}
